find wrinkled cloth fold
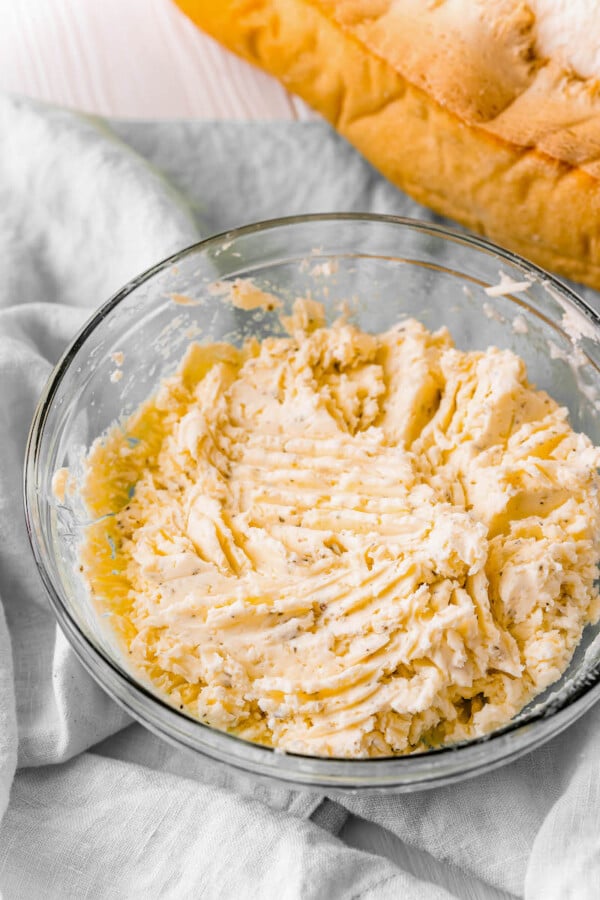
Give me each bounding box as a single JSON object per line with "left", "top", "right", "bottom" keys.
{"left": 0, "top": 94, "right": 599, "bottom": 899}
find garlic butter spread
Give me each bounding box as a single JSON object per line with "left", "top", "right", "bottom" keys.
{"left": 81, "top": 301, "right": 600, "bottom": 757}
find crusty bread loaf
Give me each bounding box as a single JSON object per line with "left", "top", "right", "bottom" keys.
{"left": 174, "top": 0, "right": 600, "bottom": 289}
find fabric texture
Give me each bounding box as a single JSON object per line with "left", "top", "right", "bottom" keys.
{"left": 0, "top": 93, "right": 599, "bottom": 899}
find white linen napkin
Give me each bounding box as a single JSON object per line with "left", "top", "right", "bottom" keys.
{"left": 0, "top": 93, "right": 599, "bottom": 900}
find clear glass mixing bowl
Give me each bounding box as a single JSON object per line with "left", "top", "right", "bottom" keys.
{"left": 24, "top": 214, "right": 600, "bottom": 792}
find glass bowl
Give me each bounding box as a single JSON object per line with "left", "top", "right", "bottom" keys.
{"left": 24, "top": 214, "right": 600, "bottom": 793}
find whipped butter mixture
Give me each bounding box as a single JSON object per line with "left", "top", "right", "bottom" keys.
{"left": 81, "top": 300, "right": 600, "bottom": 757}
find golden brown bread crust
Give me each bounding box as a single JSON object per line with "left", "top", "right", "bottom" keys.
{"left": 174, "top": 0, "right": 600, "bottom": 289}
{"left": 320, "top": 1, "right": 539, "bottom": 126}
{"left": 320, "top": 1, "right": 600, "bottom": 177}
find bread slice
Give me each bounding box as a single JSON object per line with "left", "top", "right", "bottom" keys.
{"left": 174, "top": 0, "right": 600, "bottom": 289}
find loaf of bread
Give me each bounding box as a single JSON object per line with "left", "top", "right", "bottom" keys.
{"left": 174, "top": 0, "right": 600, "bottom": 289}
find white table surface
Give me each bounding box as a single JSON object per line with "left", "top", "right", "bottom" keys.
{"left": 0, "top": 0, "right": 314, "bottom": 120}
{"left": 2, "top": 3, "right": 511, "bottom": 896}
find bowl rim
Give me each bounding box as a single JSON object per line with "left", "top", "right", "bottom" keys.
{"left": 23, "top": 212, "right": 600, "bottom": 786}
